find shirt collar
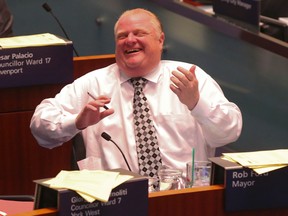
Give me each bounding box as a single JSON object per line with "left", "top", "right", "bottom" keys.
{"left": 119, "top": 63, "right": 162, "bottom": 85}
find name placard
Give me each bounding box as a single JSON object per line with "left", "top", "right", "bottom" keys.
{"left": 34, "top": 169, "right": 148, "bottom": 216}
{"left": 213, "top": 0, "right": 260, "bottom": 31}
{"left": 210, "top": 157, "right": 288, "bottom": 211}
{"left": 0, "top": 35, "right": 73, "bottom": 88}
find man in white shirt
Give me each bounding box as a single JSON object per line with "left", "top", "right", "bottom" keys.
{"left": 30, "top": 8, "right": 242, "bottom": 175}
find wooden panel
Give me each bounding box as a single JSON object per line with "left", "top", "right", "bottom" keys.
{"left": 0, "top": 54, "right": 115, "bottom": 195}
{"left": 149, "top": 185, "right": 225, "bottom": 216}
{"left": 73, "top": 54, "right": 115, "bottom": 78}
{"left": 0, "top": 84, "right": 64, "bottom": 113}
{"left": 148, "top": 186, "right": 288, "bottom": 216}
{"left": 0, "top": 111, "right": 72, "bottom": 195}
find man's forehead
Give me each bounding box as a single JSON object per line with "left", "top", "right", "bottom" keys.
{"left": 116, "top": 17, "right": 152, "bottom": 33}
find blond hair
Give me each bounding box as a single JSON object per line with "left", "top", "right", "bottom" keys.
{"left": 114, "top": 8, "right": 163, "bottom": 37}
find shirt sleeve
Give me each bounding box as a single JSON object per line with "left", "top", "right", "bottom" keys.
{"left": 30, "top": 64, "right": 116, "bottom": 150}
{"left": 190, "top": 70, "right": 243, "bottom": 148}
{"left": 30, "top": 83, "right": 83, "bottom": 149}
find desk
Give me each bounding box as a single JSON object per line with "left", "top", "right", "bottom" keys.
{"left": 152, "top": 0, "right": 288, "bottom": 58}
{"left": 9, "top": 185, "right": 288, "bottom": 216}
{"left": 149, "top": 185, "right": 288, "bottom": 216}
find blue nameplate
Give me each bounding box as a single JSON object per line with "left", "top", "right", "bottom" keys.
{"left": 0, "top": 38, "right": 73, "bottom": 88}
{"left": 34, "top": 169, "right": 148, "bottom": 216}
{"left": 213, "top": 0, "right": 260, "bottom": 31}
{"left": 210, "top": 157, "right": 288, "bottom": 211}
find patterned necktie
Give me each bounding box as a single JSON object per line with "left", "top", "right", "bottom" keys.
{"left": 129, "top": 77, "right": 162, "bottom": 177}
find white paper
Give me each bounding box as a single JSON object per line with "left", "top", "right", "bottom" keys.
{"left": 222, "top": 149, "right": 288, "bottom": 174}
{"left": 0, "top": 33, "right": 67, "bottom": 48}
{"left": 44, "top": 170, "right": 133, "bottom": 203}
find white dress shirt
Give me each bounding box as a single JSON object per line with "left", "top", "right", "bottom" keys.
{"left": 30, "top": 60, "right": 242, "bottom": 174}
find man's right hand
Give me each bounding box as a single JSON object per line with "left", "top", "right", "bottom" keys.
{"left": 75, "top": 96, "right": 114, "bottom": 130}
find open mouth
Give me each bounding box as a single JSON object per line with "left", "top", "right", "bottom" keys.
{"left": 125, "top": 48, "right": 141, "bottom": 54}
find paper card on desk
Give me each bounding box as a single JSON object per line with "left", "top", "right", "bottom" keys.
{"left": 223, "top": 149, "right": 288, "bottom": 167}
{"left": 0, "top": 33, "right": 67, "bottom": 49}
{"left": 71, "top": 173, "right": 133, "bottom": 203}
{"left": 251, "top": 164, "right": 287, "bottom": 174}
{"left": 44, "top": 170, "right": 133, "bottom": 203}
{"left": 221, "top": 155, "right": 287, "bottom": 174}
{"left": 44, "top": 170, "right": 119, "bottom": 202}
{"left": 34, "top": 169, "right": 148, "bottom": 216}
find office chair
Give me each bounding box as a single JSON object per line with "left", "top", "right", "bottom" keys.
{"left": 71, "top": 132, "right": 86, "bottom": 170}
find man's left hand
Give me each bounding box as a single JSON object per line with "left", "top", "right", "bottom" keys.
{"left": 170, "top": 65, "right": 199, "bottom": 110}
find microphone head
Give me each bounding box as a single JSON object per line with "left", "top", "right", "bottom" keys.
{"left": 42, "top": 3, "right": 52, "bottom": 12}
{"left": 101, "top": 132, "right": 111, "bottom": 141}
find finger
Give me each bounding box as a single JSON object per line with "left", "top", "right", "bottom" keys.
{"left": 177, "top": 66, "right": 191, "bottom": 80}
{"left": 100, "top": 108, "right": 115, "bottom": 119}
{"left": 97, "top": 95, "right": 111, "bottom": 109}
{"left": 88, "top": 93, "right": 110, "bottom": 103}
{"left": 177, "top": 66, "right": 196, "bottom": 82}
{"left": 171, "top": 70, "right": 189, "bottom": 87}
{"left": 89, "top": 100, "right": 109, "bottom": 110}
{"left": 189, "top": 65, "right": 196, "bottom": 79}
{"left": 97, "top": 95, "right": 111, "bottom": 101}
{"left": 170, "top": 74, "right": 179, "bottom": 86}
{"left": 86, "top": 103, "right": 98, "bottom": 111}
{"left": 170, "top": 83, "right": 181, "bottom": 96}
{"left": 88, "top": 94, "right": 111, "bottom": 109}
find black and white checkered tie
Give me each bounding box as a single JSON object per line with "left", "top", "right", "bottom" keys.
{"left": 129, "top": 77, "right": 162, "bottom": 177}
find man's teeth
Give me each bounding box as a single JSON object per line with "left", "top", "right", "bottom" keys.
{"left": 126, "top": 49, "right": 140, "bottom": 54}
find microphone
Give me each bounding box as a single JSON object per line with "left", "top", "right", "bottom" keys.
{"left": 42, "top": 2, "right": 79, "bottom": 56}
{"left": 101, "top": 132, "right": 132, "bottom": 171}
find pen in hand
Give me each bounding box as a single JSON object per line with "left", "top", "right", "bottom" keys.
{"left": 87, "top": 92, "right": 109, "bottom": 110}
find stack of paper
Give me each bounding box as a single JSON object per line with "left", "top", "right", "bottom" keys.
{"left": 43, "top": 170, "right": 133, "bottom": 203}
{"left": 222, "top": 149, "right": 288, "bottom": 174}
{"left": 0, "top": 33, "right": 67, "bottom": 49}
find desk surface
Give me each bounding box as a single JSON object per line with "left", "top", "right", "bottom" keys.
{"left": 9, "top": 185, "right": 288, "bottom": 216}
{"left": 151, "top": 0, "right": 288, "bottom": 58}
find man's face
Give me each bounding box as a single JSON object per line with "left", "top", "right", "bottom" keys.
{"left": 115, "top": 13, "right": 164, "bottom": 77}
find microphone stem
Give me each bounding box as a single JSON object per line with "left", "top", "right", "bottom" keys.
{"left": 50, "top": 12, "right": 79, "bottom": 56}
{"left": 111, "top": 140, "right": 132, "bottom": 171}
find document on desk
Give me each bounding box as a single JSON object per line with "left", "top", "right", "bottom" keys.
{"left": 0, "top": 33, "right": 67, "bottom": 49}
{"left": 222, "top": 149, "right": 288, "bottom": 174}
{"left": 43, "top": 170, "right": 133, "bottom": 203}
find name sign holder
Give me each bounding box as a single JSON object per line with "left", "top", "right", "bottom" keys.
{"left": 210, "top": 157, "right": 288, "bottom": 212}
{"left": 212, "top": 0, "right": 260, "bottom": 32}
{"left": 0, "top": 33, "right": 73, "bottom": 88}
{"left": 34, "top": 169, "right": 148, "bottom": 216}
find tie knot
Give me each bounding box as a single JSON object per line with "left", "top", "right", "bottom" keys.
{"left": 129, "top": 77, "right": 148, "bottom": 90}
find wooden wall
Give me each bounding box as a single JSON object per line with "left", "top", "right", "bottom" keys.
{"left": 0, "top": 54, "right": 115, "bottom": 195}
